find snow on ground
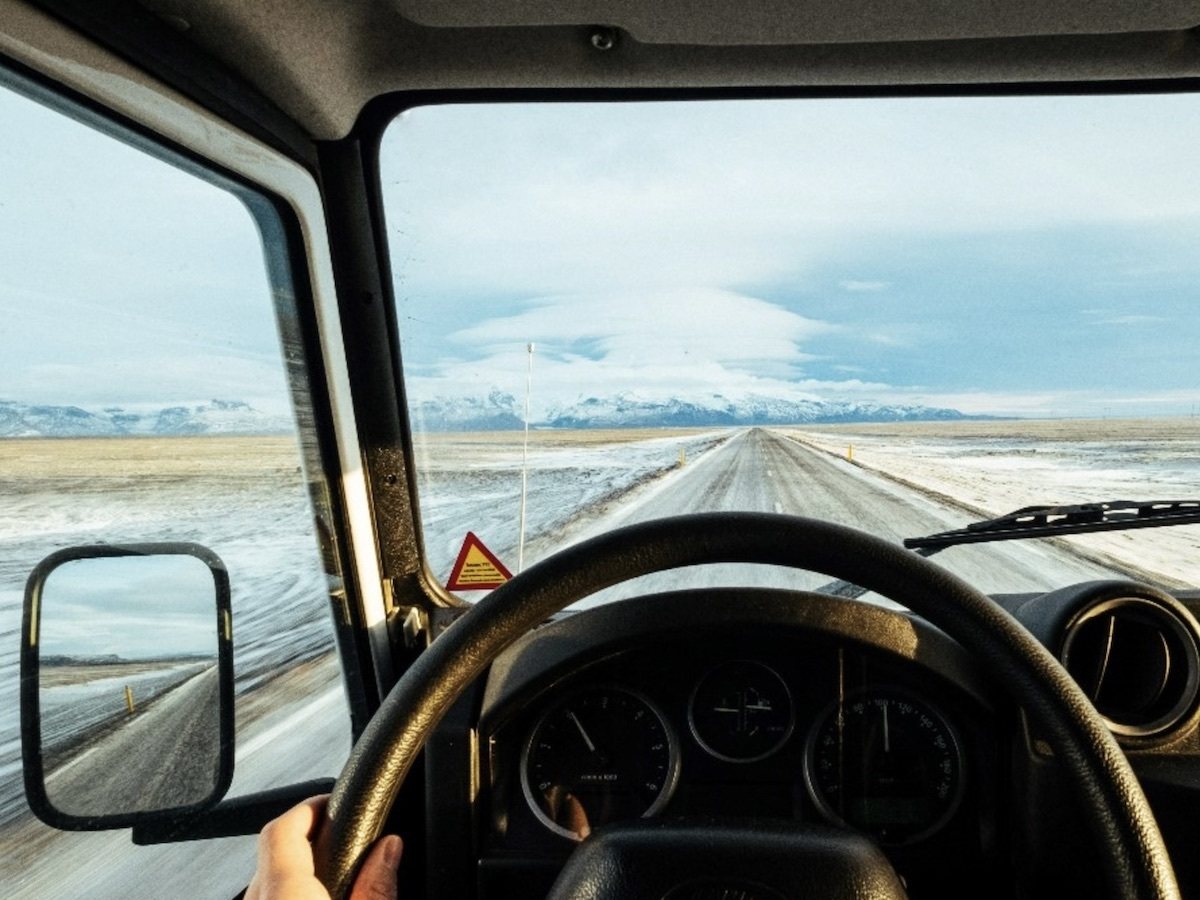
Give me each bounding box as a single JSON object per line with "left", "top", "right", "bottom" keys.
{"left": 0, "top": 437, "right": 352, "bottom": 894}
{"left": 3, "top": 421, "right": 1195, "bottom": 896}
{"left": 411, "top": 429, "right": 730, "bottom": 584}
{"left": 0, "top": 429, "right": 728, "bottom": 897}
{"left": 790, "top": 418, "right": 1200, "bottom": 589}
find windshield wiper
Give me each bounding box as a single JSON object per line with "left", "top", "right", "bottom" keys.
{"left": 904, "top": 499, "right": 1200, "bottom": 556}
{"left": 814, "top": 499, "right": 1200, "bottom": 601}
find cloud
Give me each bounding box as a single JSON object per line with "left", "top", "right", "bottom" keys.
{"left": 409, "top": 288, "right": 865, "bottom": 414}
{"left": 1094, "top": 315, "right": 1167, "bottom": 326}
{"left": 839, "top": 280, "right": 890, "bottom": 293}
{"left": 384, "top": 97, "right": 1200, "bottom": 301}
{"left": 451, "top": 288, "right": 830, "bottom": 365}
{"left": 891, "top": 388, "right": 1200, "bottom": 417}
{"left": 0, "top": 86, "right": 287, "bottom": 409}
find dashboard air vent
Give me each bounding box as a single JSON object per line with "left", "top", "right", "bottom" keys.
{"left": 1061, "top": 596, "right": 1200, "bottom": 739}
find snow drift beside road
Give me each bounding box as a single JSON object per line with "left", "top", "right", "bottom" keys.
{"left": 791, "top": 419, "right": 1200, "bottom": 588}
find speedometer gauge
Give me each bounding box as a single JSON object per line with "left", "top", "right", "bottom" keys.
{"left": 804, "top": 689, "right": 964, "bottom": 845}
{"left": 521, "top": 686, "right": 680, "bottom": 841}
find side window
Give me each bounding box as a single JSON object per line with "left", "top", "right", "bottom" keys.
{"left": 0, "top": 79, "right": 352, "bottom": 896}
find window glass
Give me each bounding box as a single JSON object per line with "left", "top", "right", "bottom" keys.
{"left": 0, "top": 79, "right": 351, "bottom": 897}
{"left": 381, "top": 99, "right": 1200, "bottom": 605}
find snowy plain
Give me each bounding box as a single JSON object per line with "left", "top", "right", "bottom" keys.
{"left": 410, "top": 428, "right": 730, "bottom": 582}
{"left": 0, "top": 429, "right": 728, "bottom": 897}
{"left": 0, "top": 436, "right": 352, "bottom": 894}
{"left": 1, "top": 420, "right": 1198, "bottom": 897}
{"left": 790, "top": 418, "right": 1200, "bottom": 588}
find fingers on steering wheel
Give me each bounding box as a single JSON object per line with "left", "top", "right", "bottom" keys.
{"left": 348, "top": 835, "right": 403, "bottom": 900}
{"left": 260, "top": 795, "right": 330, "bottom": 877}
{"left": 246, "top": 795, "right": 334, "bottom": 900}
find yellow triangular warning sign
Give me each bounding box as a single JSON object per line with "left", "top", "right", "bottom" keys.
{"left": 447, "top": 532, "right": 513, "bottom": 591}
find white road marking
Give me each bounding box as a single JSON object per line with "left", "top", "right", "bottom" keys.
{"left": 773, "top": 501, "right": 783, "bottom": 513}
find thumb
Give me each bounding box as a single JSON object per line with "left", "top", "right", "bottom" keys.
{"left": 349, "top": 835, "right": 402, "bottom": 900}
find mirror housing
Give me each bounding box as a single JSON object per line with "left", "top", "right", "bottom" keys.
{"left": 21, "top": 543, "right": 234, "bottom": 830}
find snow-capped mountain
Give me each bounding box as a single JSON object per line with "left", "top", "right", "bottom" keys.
{"left": 412, "top": 389, "right": 525, "bottom": 431}
{"left": 148, "top": 399, "right": 291, "bottom": 435}
{"left": 1, "top": 391, "right": 971, "bottom": 437}
{"left": 544, "top": 393, "right": 968, "bottom": 428}
{"left": 407, "top": 390, "right": 970, "bottom": 431}
{"left": 0, "top": 399, "right": 290, "bottom": 437}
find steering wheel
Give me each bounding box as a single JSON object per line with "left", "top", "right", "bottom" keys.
{"left": 314, "top": 513, "right": 1179, "bottom": 899}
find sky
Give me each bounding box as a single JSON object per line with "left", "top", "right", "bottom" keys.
{"left": 37, "top": 554, "right": 218, "bottom": 659}
{"left": 2, "top": 80, "right": 1200, "bottom": 420}
{"left": 381, "top": 97, "right": 1200, "bottom": 419}
{"left": 0, "top": 81, "right": 290, "bottom": 415}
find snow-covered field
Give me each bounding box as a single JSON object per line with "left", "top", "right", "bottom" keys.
{"left": 411, "top": 428, "right": 730, "bottom": 583}
{"left": 0, "top": 437, "right": 352, "bottom": 894}
{"left": 2, "top": 421, "right": 1196, "bottom": 896}
{"left": 789, "top": 418, "right": 1200, "bottom": 589}
{"left": 0, "top": 430, "right": 729, "bottom": 897}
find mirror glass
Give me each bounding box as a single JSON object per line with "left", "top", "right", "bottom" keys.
{"left": 35, "top": 553, "right": 223, "bottom": 819}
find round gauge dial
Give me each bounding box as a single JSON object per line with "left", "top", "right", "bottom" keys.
{"left": 688, "top": 660, "right": 794, "bottom": 762}
{"left": 804, "top": 689, "right": 965, "bottom": 845}
{"left": 521, "top": 686, "right": 680, "bottom": 841}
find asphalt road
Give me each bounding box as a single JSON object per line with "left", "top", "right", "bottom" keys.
{"left": 573, "top": 427, "right": 1127, "bottom": 607}
{"left": 7, "top": 658, "right": 350, "bottom": 900}
{"left": 44, "top": 667, "right": 222, "bottom": 818}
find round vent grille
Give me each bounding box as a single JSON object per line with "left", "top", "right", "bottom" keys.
{"left": 1061, "top": 597, "right": 1200, "bottom": 739}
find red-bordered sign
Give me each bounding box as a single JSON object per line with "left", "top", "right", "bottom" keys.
{"left": 446, "top": 532, "right": 513, "bottom": 591}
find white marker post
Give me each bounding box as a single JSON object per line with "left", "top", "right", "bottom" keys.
{"left": 518, "top": 342, "right": 535, "bottom": 572}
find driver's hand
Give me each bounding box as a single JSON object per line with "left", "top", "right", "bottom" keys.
{"left": 245, "top": 795, "right": 402, "bottom": 900}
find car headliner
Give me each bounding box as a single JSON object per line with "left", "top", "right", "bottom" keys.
{"left": 80, "top": 0, "right": 1200, "bottom": 138}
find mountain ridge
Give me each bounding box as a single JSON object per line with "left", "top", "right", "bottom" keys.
{"left": 2, "top": 391, "right": 984, "bottom": 438}
{"left": 414, "top": 390, "right": 977, "bottom": 431}
{"left": 0, "top": 399, "right": 291, "bottom": 438}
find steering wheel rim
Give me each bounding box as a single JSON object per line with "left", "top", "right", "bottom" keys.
{"left": 314, "top": 512, "right": 1179, "bottom": 899}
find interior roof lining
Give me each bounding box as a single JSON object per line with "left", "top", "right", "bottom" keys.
{"left": 115, "top": 1, "right": 1200, "bottom": 138}
{"left": 392, "top": 0, "right": 1200, "bottom": 46}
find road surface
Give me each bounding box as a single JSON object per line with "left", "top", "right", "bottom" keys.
{"left": 565, "top": 427, "right": 1130, "bottom": 607}
{"left": 5, "top": 655, "right": 350, "bottom": 900}
{"left": 44, "top": 667, "right": 221, "bottom": 818}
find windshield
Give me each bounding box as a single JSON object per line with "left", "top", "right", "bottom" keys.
{"left": 379, "top": 98, "right": 1200, "bottom": 605}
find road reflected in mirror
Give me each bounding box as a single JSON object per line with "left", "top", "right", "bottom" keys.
{"left": 36, "top": 554, "right": 222, "bottom": 819}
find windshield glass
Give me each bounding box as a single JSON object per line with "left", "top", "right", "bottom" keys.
{"left": 380, "top": 98, "right": 1200, "bottom": 605}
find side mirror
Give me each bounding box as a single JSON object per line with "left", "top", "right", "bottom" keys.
{"left": 20, "top": 543, "right": 234, "bottom": 830}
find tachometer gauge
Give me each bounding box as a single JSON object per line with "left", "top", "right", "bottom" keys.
{"left": 688, "top": 660, "right": 794, "bottom": 762}
{"left": 804, "top": 689, "right": 964, "bottom": 845}
{"left": 521, "top": 686, "right": 680, "bottom": 841}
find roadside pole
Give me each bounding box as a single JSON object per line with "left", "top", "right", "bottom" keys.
{"left": 518, "top": 342, "right": 534, "bottom": 572}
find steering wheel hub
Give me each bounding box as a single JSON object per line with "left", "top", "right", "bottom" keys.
{"left": 545, "top": 820, "right": 906, "bottom": 900}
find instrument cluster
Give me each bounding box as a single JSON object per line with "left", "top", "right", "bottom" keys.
{"left": 484, "top": 630, "right": 991, "bottom": 858}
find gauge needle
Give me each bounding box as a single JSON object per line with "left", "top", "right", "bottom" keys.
{"left": 882, "top": 700, "right": 891, "bottom": 754}
{"left": 568, "top": 710, "right": 597, "bottom": 753}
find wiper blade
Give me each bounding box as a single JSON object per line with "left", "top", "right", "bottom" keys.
{"left": 904, "top": 500, "right": 1200, "bottom": 552}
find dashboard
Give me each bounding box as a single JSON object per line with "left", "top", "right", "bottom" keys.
{"left": 469, "top": 589, "right": 1006, "bottom": 899}
{"left": 420, "top": 583, "right": 1200, "bottom": 900}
